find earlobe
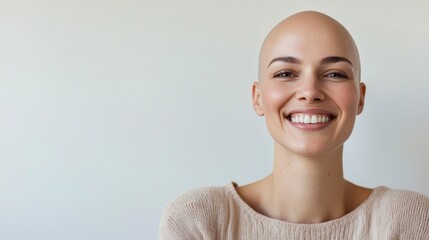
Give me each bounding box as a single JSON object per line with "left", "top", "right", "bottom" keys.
{"left": 252, "top": 82, "right": 264, "bottom": 116}
{"left": 357, "top": 82, "right": 366, "bottom": 115}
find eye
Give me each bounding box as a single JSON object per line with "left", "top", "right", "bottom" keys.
{"left": 273, "top": 70, "right": 297, "bottom": 78}
{"left": 325, "top": 71, "right": 349, "bottom": 80}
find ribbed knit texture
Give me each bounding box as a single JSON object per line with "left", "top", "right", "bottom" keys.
{"left": 159, "top": 182, "right": 429, "bottom": 239}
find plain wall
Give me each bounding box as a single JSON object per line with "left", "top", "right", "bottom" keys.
{"left": 1, "top": 1, "right": 428, "bottom": 239}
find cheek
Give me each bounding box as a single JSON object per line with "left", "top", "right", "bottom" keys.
{"left": 331, "top": 85, "right": 360, "bottom": 112}
{"left": 261, "top": 84, "right": 291, "bottom": 110}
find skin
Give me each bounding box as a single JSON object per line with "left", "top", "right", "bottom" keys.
{"left": 237, "top": 11, "right": 372, "bottom": 224}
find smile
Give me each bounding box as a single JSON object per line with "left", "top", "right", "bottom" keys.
{"left": 289, "top": 113, "right": 333, "bottom": 124}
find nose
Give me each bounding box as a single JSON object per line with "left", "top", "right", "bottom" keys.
{"left": 294, "top": 77, "right": 325, "bottom": 103}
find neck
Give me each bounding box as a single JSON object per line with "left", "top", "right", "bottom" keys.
{"left": 263, "top": 143, "right": 347, "bottom": 223}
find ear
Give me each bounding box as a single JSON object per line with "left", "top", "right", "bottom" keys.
{"left": 252, "top": 82, "right": 264, "bottom": 116}
{"left": 357, "top": 82, "right": 366, "bottom": 115}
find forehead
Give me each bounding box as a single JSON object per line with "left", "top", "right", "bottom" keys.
{"left": 259, "top": 13, "right": 359, "bottom": 69}
{"left": 261, "top": 26, "right": 356, "bottom": 66}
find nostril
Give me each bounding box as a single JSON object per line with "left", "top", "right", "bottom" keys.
{"left": 298, "top": 96, "right": 323, "bottom": 102}
{"left": 295, "top": 86, "right": 326, "bottom": 103}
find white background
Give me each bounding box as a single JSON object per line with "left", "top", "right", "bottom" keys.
{"left": 1, "top": 1, "right": 428, "bottom": 239}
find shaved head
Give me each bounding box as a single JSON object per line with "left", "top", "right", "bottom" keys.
{"left": 251, "top": 11, "right": 366, "bottom": 163}
{"left": 258, "top": 11, "right": 361, "bottom": 81}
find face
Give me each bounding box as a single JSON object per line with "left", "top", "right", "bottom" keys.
{"left": 253, "top": 13, "right": 366, "bottom": 157}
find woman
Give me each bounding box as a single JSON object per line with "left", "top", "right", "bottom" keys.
{"left": 159, "top": 11, "right": 429, "bottom": 239}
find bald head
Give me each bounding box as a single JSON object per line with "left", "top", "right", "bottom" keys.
{"left": 258, "top": 11, "right": 361, "bottom": 81}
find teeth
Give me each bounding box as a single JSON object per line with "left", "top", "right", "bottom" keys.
{"left": 290, "top": 113, "right": 332, "bottom": 124}
{"left": 304, "top": 115, "right": 310, "bottom": 123}
{"left": 311, "top": 115, "right": 318, "bottom": 124}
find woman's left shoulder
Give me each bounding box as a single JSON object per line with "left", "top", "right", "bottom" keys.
{"left": 373, "top": 187, "right": 429, "bottom": 227}
{"left": 375, "top": 186, "right": 429, "bottom": 209}
{"left": 368, "top": 187, "right": 429, "bottom": 238}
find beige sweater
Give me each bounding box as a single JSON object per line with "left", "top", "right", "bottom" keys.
{"left": 159, "top": 182, "right": 429, "bottom": 239}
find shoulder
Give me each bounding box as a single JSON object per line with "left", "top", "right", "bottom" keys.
{"left": 159, "top": 184, "right": 234, "bottom": 240}
{"left": 371, "top": 187, "right": 429, "bottom": 237}
{"left": 374, "top": 187, "right": 429, "bottom": 212}
{"left": 164, "top": 184, "right": 231, "bottom": 213}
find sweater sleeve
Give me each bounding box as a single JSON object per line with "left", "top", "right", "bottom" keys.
{"left": 398, "top": 191, "right": 429, "bottom": 239}
{"left": 158, "top": 203, "right": 189, "bottom": 240}
{"left": 158, "top": 192, "right": 202, "bottom": 240}
{"left": 158, "top": 187, "right": 225, "bottom": 240}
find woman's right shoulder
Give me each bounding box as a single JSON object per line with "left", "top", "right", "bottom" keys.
{"left": 159, "top": 184, "right": 234, "bottom": 239}
{"left": 164, "top": 184, "right": 230, "bottom": 214}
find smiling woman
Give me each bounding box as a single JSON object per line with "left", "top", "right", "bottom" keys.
{"left": 253, "top": 13, "right": 364, "bottom": 158}
{"left": 159, "top": 11, "right": 429, "bottom": 239}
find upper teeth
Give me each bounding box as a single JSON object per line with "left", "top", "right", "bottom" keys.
{"left": 290, "top": 114, "right": 331, "bottom": 124}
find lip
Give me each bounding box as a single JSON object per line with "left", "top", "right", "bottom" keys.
{"left": 284, "top": 108, "right": 337, "bottom": 131}
{"left": 285, "top": 108, "right": 337, "bottom": 117}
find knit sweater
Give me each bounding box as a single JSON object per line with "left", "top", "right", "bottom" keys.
{"left": 159, "top": 182, "right": 429, "bottom": 239}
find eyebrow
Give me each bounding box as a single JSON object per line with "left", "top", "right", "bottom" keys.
{"left": 267, "top": 56, "right": 301, "bottom": 68}
{"left": 320, "top": 56, "right": 353, "bottom": 66}
{"left": 267, "top": 56, "right": 353, "bottom": 68}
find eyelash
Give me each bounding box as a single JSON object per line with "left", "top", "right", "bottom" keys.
{"left": 272, "top": 71, "right": 349, "bottom": 80}
{"left": 272, "top": 71, "right": 296, "bottom": 78}
{"left": 325, "top": 71, "right": 349, "bottom": 79}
